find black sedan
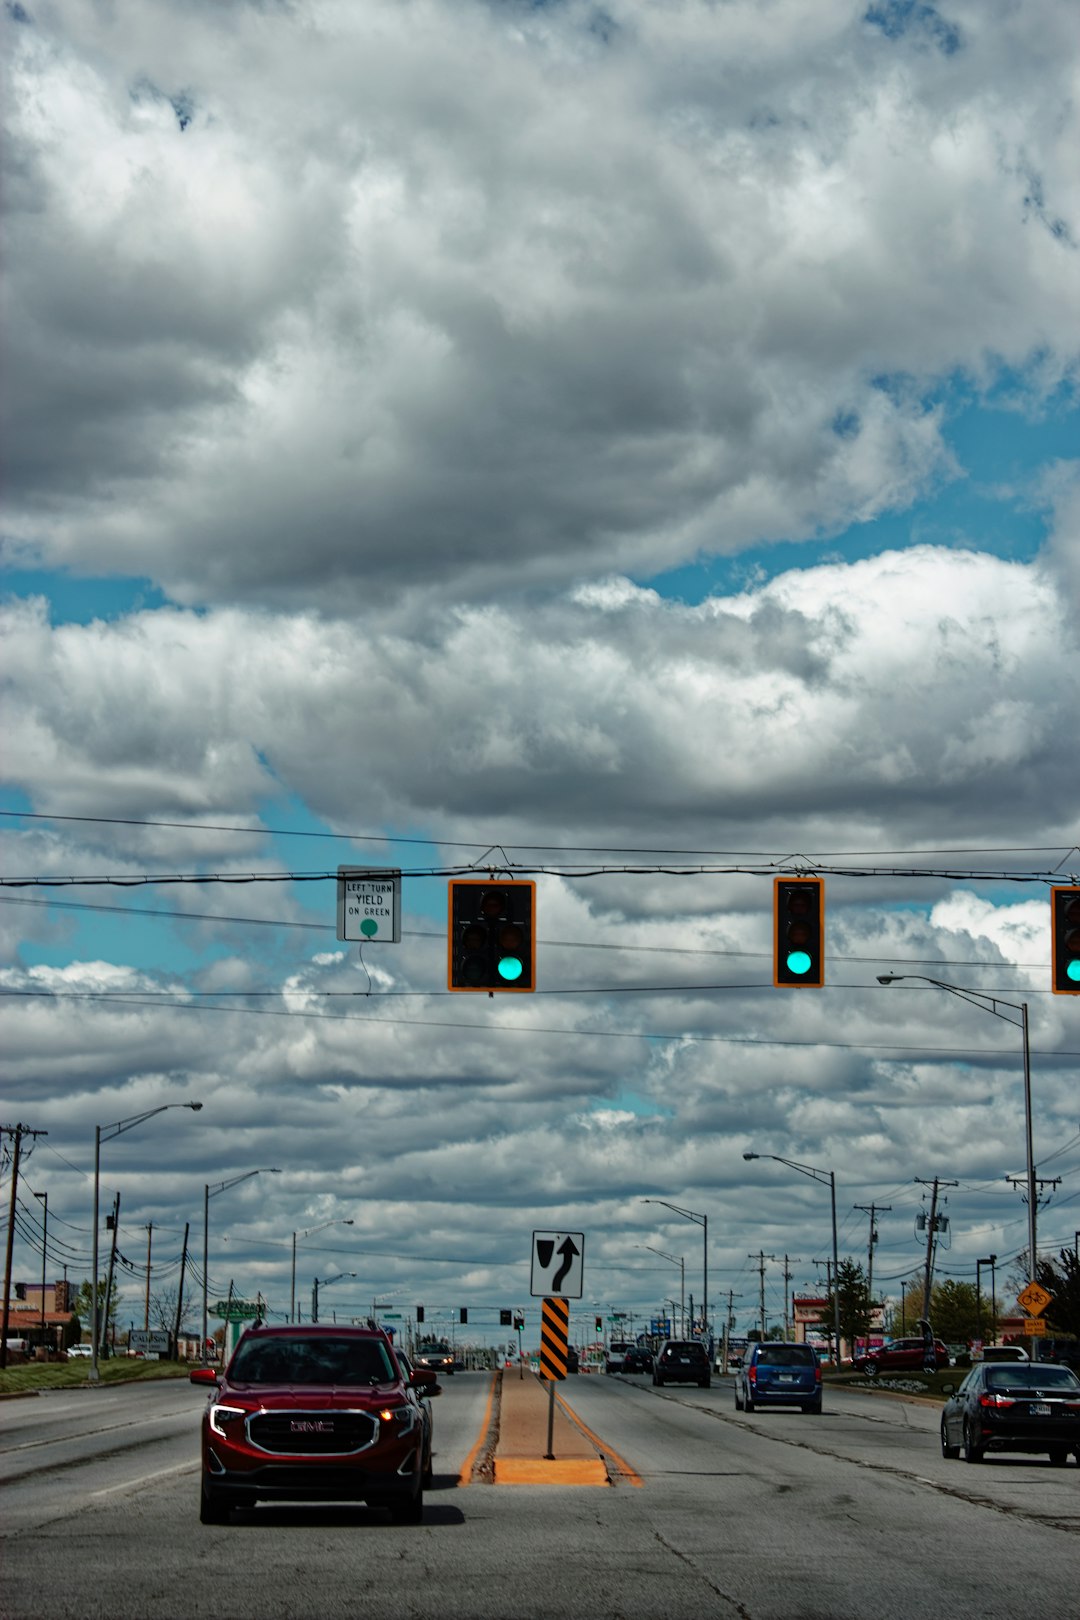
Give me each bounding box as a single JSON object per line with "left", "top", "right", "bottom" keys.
{"left": 941, "top": 1361, "right": 1080, "bottom": 1466}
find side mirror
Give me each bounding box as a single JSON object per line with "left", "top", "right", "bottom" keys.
{"left": 190, "top": 1366, "right": 220, "bottom": 1386}
{"left": 412, "top": 1367, "right": 441, "bottom": 1397}
{"left": 940, "top": 1381, "right": 956, "bottom": 1395}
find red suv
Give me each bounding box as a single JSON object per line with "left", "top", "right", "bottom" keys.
{"left": 190, "top": 1323, "right": 439, "bottom": 1524}
{"left": 855, "top": 1337, "right": 950, "bottom": 1377}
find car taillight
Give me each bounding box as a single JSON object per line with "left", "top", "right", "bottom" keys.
{"left": 748, "top": 1367, "right": 757, "bottom": 1385}
{"left": 979, "top": 1393, "right": 1016, "bottom": 1409}
{"left": 815, "top": 1366, "right": 822, "bottom": 1385}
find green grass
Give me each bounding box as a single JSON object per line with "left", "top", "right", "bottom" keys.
{"left": 824, "top": 1367, "right": 958, "bottom": 1401}
{"left": 0, "top": 1359, "right": 197, "bottom": 1397}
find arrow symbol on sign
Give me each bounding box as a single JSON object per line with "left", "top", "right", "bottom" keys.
{"left": 552, "top": 1237, "right": 580, "bottom": 1293}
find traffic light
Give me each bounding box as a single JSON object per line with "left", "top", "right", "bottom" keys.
{"left": 460, "top": 1307, "right": 468, "bottom": 1324}
{"left": 1051, "top": 886, "right": 1080, "bottom": 994}
{"left": 513, "top": 1312, "right": 524, "bottom": 1332}
{"left": 595, "top": 1315, "right": 603, "bottom": 1334}
{"left": 416, "top": 1305, "right": 424, "bottom": 1324}
{"left": 773, "top": 876, "right": 824, "bottom": 987}
{"left": 500, "top": 1309, "right": 512, "bottom": 1326}
{"left": 448, "top": 879, "right": 536, "bottom": 992}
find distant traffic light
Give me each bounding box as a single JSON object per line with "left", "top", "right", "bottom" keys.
{"left": 595, "top": 1315, "right": 603, "bottom": 1334}
{"left": 500, "top": 1309, "right": 512, "bottom": 1326}
{"left": 513, "top": 1313, "right": 525, "bottom": 1332}
{"left": 448, "top": 879, "right": 536, "bottom": 992}
{"left": 1051, "top": 886, "right": 1080, "bottom": 994}
{"left": 773, "top": 877, "right": 824, "bottom": 988}
{"left": 416, "top": 1305, "right": 424, "bottom": 1324}
{"left": 460, "top": 1307, "right": 468, "bottom": 1324}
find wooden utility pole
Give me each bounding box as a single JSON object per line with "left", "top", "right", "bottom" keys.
{"left": 1, "top": 1124, "right": 47, "bottom": 1368}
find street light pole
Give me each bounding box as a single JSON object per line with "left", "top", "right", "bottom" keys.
{"left": 744, "top": 1152, "right": 841, "bottom": 1363}
{"left": 879, "top": 975, "right": 1039, "bottom": 1350}
{"left": 202, "top": 1169, "right": 280, "bottom": 1366}
{"left": 640, "top": 1246, "right": 685, "bottom": 1334}
{"left": 291, "top": 1220, "right": 355, "bottom": 1323}
{"left": 91, "top": 1103, "right": 203, "bottom": 1384}
{"left": 312, "top": 1271, "right": 356, "bottom": 1323}
{"left": 641, "top": 1200, "right": 708, "bottom": 1346}
{"left": 33, "top": 1190, "right": 47, "bottom": 1353}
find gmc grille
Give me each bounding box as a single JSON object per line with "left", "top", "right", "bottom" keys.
{"left": 247, "top": 1409, "right": 378, "bottom": 1455}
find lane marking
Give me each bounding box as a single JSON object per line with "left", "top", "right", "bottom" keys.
{"left": 553, "top": 1389, "right": 644, "bottom": 1487}
{"left": 91, "top": 1460, "right": 197, "bottom": 1499}
{"left": 457, "top": 1369, "right": 499, "bottom": 1486}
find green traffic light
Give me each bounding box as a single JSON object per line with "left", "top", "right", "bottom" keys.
{"left": 1068, "top": 960, "right": 1080, "bottom": 984}
{"left": 498, "top": 956, "right": 524, "bottom": 982}
{"left": 786, "top": 950, "right": 812, "bottom": 976}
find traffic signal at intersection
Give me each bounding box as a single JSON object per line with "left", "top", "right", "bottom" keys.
{"left": 1051, "top": 886, "right": 1080, "bottom": 994}
{"left": 773, "top": 876, "right": 825, "bottom": 987}
{"left": 447, "top": 879, "right": 536, "bottom": 992}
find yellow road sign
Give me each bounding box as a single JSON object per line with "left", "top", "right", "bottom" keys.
{"left": 1017, "top": 1280, "right": 1052, "bottom": 1317}
{"left": 1024, "top": 1316, "right": 1047, "bottom": 1336}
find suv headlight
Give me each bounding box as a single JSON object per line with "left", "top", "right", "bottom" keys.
{"left": 378, "top": 1402, "right": 417, "bottom": 1433}
{"left": 209, "top": 1403, "right": 247, "bottom": 1437}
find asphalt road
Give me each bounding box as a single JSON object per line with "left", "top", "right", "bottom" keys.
{"left": 2, "top": 1371, "right": 1078, "bottom": 1619}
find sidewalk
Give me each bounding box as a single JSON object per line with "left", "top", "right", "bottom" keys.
{"left": 494, "top": 1368, "right": 610, "bottom": 1485}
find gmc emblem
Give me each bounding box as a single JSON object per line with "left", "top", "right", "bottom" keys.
{"left": 291, "top": 1419, "right": 334, "bottom": 1433}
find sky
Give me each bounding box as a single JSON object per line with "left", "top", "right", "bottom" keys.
{"left": 2, "top": 0, "right": 1079, "bottom": 1350}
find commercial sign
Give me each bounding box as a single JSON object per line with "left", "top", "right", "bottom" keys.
{"left": 337, "top": 867, "right": 402, "bottom": 943}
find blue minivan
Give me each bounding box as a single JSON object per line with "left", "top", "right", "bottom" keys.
{"left": 735, "top": 1342, "right": 821, "bottom": 1413}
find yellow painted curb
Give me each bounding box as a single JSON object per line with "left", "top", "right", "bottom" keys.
{"left": 494, "top": 1457, "right": 609, "bottom": 1486}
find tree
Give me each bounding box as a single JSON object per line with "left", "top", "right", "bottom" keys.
{"left": 1036, "top": 1247, "right": 1080, "bottom": 1340}
{"left": 927, "top": 1279, "right": 982, "bottom": 1344}
{"left": 819, "top": 1259, "right": 870, "bottom": 1353}
{"left": 74, "top": 1278, "right": 119, "bottom": 1349}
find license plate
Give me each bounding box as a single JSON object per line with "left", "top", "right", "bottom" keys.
{"left": 1031, "top": 1403, "right": 1052, "bottom": 1417}
{"left": 778, "top": 1374, "right": 795, "bottom": 1383}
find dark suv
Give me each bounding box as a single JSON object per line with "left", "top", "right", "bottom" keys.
{"left": 736, "top": 1342, "right": 821, "bottom": 1412}
{"left": 190, "top": 1323, "right": 439, "bottom": 1524}
{"left": 653, "top": 1340, "right": 711, "bottom": 1387}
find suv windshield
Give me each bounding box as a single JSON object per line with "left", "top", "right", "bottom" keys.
{"left": 756, "top": 1345, "right": 816, "bottom": 1366}
{"left": 230, "top": 1335, "right": 397, "bottom": 1386}
{"left": 986, "top": 1365, "right": 1078, "bottom": 1390}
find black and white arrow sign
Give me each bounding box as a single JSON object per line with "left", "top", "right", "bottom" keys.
{"left": 530, "top": 1229, "right": 585, "bottom": 1298}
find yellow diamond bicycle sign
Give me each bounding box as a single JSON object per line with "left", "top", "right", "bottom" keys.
{"left": 1017, "top": 1280, "right": 1052, "bottom": 1317}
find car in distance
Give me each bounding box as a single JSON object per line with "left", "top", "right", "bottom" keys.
{"left": 854, "top": 1336, "right": 950, "bottom": 1376}
{"left": 190, "top": 1323, "right": 439, "bottom": 1524}
{"left": 414, "top": 1340, "right": 455, "bottom": 1375}
{"left": 735, "top": 1342, "right": 821, "bottom": 1413}
{"left": 940, "top": 1361, "right": 1080, "bottom": 1465}
{"left": 66, "top": 1344, "right": 93, "bottom": 1359}
{"left": 623, "top": 1345, "right": 654, "bottom": 1374}
{"left": 652, "top": 1340, "right": 711, "bottom": 1387}
{"left": 605, "top": 1340, "right": 637, "bottom": 1373}
{"left": 978, "top": 1345, "right": 1028, "bottom": 1364}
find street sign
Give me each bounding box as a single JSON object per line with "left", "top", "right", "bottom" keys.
{"left": 337, "top": 867, "right": 402, "bottom": 943}
{"left": 208, "top": 1299, "right": 260, "bottom": 1320}
{"left": 1017, "top": 1281, "right": 1052, "bottom": 1317}
{"left": 530, "top": 1230, "right": 585, "bottom": 1299}
{"left": 1024, "top": 1316, "right": 1048, "bottom": 1336}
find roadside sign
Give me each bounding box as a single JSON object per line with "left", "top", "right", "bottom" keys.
{"left": 1017, "top": 1281, "right": 1052, "bottom": 1317}
{"left": 530, "top": 1230, "right": 584, "bottom": 1299}
{"left": 208, "top": 1299, "right": 260, "bottom": 1320}
{"left": 337, "top": 867, "right": 402, "bottom": 943}
{"left": 1024, "top": 1316, "right": 1047, "bottom": 1336}
{"left": 129, "top": 1330, "right": 169, "bottom": 1353}
{"left": 539, "top": 1297, "right": 570, "bottom": 1381}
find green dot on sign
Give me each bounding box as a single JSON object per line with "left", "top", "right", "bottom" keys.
{"left": 786, "top": 950, "right": 812, "bottom": 976}
{"left": 498, "top": 956, "right": 523, "bottom": 982}
{"left": 360, "top": 919, "right": 378, "bottom": 938}
{"left": 1068, "top": 960, "right": 1080, "bottom": 982}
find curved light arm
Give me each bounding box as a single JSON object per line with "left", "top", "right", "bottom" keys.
{"left": 877, "top": 973, "right": 1025, "bottom": 1030}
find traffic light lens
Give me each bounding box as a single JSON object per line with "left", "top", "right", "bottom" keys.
{"left": 786, "top": 950, "right": 812, "bottom": 976}
{"left": 498, "top": 955, "right": 524, "bottom": 981}
{"left": 1068, "top": 960, "right": 1080, "bottom": 984}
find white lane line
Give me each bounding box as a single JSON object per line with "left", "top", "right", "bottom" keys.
{"left": 91, "top": 1461, "right": 198, "bottom": 1499}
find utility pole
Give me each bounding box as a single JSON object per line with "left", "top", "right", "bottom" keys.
{"left": 174, "top": 1222, "right": 190, "bottom": 1354}
{"left": 855, "top": 1203, "right": 890, "bottom": 1340}
{"left": 721, "top": 1290, "right": 742, "bottom": 1373}
{"left": 750, "top": 1253, "right": 776, "bottom": 1338}
{"left": 782, "top": 1256, "right": 802, "bottom": 1341}
{"left": 1, "top": 1124, "right": 47, "bottom": 1368}
{"left": 144, "top": 1223, "right": 154, "bottom": 1333}
{"left": 813, "top": 1258, "right": 835, "bottom": 1359}
{"left": 915, "top": 1178, "right": 957, "bottom": 1320}
{"left": 101, "top": 1193, "right": 120, "bottom": 1358}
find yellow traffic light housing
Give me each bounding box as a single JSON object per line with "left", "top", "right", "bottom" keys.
{"left": 1051, "top": 886, "right": 1080, "bottom": 995}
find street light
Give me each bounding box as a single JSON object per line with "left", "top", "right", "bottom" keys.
{"left": 878, "top": 974, "right": 1038, "bottom": 1349}
{"left": 641, "top": 1200, "right": 708, "bottom": 1346}
{"left": 292, "top": 1220, "right": 354, "bottom": 1323}
{"left": 32, "top": 1191, "right": 47, "bottom": 1353}
{"left": 743, "top": 1152, "right": 841, "bottom": 1363}
{"left": 91, "top": 1102, "right": 203, "bottom": 1383}
{"left": 639, "top": 1245, "right": 685, "bottom": 1335}
{"left": 202, "top": 1169, "right": 281, "bottom": 1365}
{"left": 312, "top": 1271, "right": 357, "bottom": 1323}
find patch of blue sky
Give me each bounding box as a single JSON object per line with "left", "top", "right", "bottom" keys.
{"left": 13, "top": 894, "right": 234, "bottom": 977}
{"left": 2, "top": 568, "right": 168, "bottom": 624}
{"left": 642, "top": 382, "right": 1079, "bottom": 606}
{"left": 592, "top": 1088, "right": 673, "bottom": 1120}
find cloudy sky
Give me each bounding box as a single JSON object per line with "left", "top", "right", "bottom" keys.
{"left": 2, "top": 0, "right": 1078, "bottom": 1347}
